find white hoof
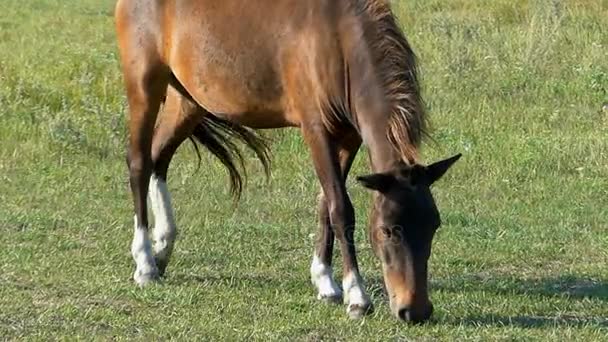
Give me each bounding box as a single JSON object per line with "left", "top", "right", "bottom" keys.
{"left": 149, "top": 175, "right": 177, "bottom": 275}
{"left": 310, "top": 255, "right": 342, "bottom": 304}
{"left": 317, "top": 287, "right": 343, "bottom": 304}
{"left": 133, "top": 267, "right": 159, "bottom": 287}
{"left": 346, "top": 302, "right": 372, "bottom": 319}
{"left": 131, "top": 217, "right": 159, "bottom": 287}
{"left": 343, "top": 272, "right": 372, "bottom": 319}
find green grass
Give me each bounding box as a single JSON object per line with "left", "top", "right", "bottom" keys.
{"left": 1, "top": 0, "right": 607, "bottom": 340}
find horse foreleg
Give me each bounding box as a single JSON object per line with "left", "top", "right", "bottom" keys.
{"left": 311, "top": 132, "right": 361, "bottom": 304}
{"left": 311, "top": 190, "right": 341, "bottom": 303}
{"left": 303, "top": 123, "right": 371, "bottom": 319}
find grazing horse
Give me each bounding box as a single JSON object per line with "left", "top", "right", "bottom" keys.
{"left": 115, "top": 0, "right": 460, "bottom": 323}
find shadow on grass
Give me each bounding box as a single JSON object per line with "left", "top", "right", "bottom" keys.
{"left": 432, "top": 274, "right": 608, "bottom": 302}
{"left": 443, "top": 314, "right": 608, "bottom": 329}
{"left": 366, "top": 274, "right": 608, "bottom": 328}
{"left": 171, "top": 271, "right": 608, "bottom": 329}
{"left": 434, "top": 274, "right": 608, "bottom": 329}
{"left": 187, "top": 271, "right": 608, "bottom": 302}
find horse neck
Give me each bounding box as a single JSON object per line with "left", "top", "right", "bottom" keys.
{"left": 338, "top": 3, "right": 420, "bottom": 173}
{"left": 368, "top": 133, "right": 412, "bottom": 173}
{"left": 347, "top": 58, "right": 417, "bottom": 173}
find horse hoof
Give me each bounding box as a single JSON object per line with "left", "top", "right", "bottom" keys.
{"left": 347, "top": 303, "right": 373, "bottom": 320}
{"left": 317, "top": 292, "right": 343, "bottom": 304}
{"left": 134, "top": 269, "right": 160, "bottom": 287}
{"left": 154, "top": 257, "right": 168, "bottom": 277}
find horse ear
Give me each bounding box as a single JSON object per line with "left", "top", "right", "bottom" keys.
{"left": 426, "top": 153, "right": 462, "bottom": 185}
{"left": 357, "top": 172, "right": 394, "bottom": 192}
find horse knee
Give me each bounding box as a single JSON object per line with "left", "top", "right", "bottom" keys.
{"left": 327, "top": 200, "right": 355, "bottom": 231}
{"left": 127, "top": 152, "right": 152, "bottom": 178}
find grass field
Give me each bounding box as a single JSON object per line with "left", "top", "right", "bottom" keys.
{"left": 1, "top": 0, "right": 607, "bottom": 340}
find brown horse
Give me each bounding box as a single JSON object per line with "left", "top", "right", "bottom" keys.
{"left": 115, "top": 0, "right": 460, "bottom": 323}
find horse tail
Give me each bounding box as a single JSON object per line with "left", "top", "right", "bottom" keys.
{"left": 189, "top": 115, "right": 271, "bottom": 201}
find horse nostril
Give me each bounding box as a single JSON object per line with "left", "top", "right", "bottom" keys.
{"left": 398, "top": 308, "right": 412, "bottom": 322}
{"left": 398, "top": 306, "right": 432, "bottom": 324}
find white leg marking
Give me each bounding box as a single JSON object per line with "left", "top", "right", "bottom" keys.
{"left": 310, "top": 255, "right": 342, "bottom": 301}
{"left": 343, "top": 271, "right": 371, "bottom": 317}
{"left": 149, "top": 175, "right": 176, "bottom": 265}
{"left": 131, "top": 215, "right": 159, "bottom": 286}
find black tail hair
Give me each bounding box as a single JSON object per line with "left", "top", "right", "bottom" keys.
{"left": 189, "top": 115, "right": 272, "bottom": 201}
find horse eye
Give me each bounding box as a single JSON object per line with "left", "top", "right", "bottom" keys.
{"left": 382, "top": 227, "right": 392, "bottom": 239}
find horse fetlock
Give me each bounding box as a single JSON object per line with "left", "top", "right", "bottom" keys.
{"left": 315, "top": 278, "right": 343, "bottom": 303}
{"left": 345, "top": 289, "right": 373, "bottom": 319}
{"left": 132, "top": 218, "right": 160, "bottom": 286}
{"left": 343, "top": 272, "right": 372, "bottom": 319}
{"left": 152, "top": 236, "right": 174, "bottom": 276}
{"left": 149, "top": 175, "right": 177, "bottom": 275}
{"left": 310, "top": 255, "right": 343, "bottom": 303}
{"left": 154, "top": 256, "right": 169, "bottom": 277}
{"left": 152, "top": 233, "right": 175, "bottom": 258}
{"left": 347, "top": 302, "right": 373, "bottom": 320}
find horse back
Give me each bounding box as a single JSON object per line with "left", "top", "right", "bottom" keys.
{"left": 117, "top": 0, "right": 354, "bottom": 127}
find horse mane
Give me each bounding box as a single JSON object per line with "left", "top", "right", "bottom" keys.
{"left": 355, "top": 0, "right": 428, "bottom": 164}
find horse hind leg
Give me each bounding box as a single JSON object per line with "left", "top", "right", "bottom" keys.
{"left": 149, "top": 84, "right": 203, "bottom": 276}
{"left": 311, "top": 131, "right": 361, "bottom": 304}
{"left": 125, "top": 65, "right": 170, "bottom": 286}
{"left": 124, "top": 66, "right": 169, "bottom": 286}
{"left": 148, "top": 174, "right": 174, "bottom": 276}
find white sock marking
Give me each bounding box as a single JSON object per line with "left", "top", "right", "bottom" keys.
{"left": 310, "top": 255, "right": 342, "bottom": 300}
{"left": 131, "top": 215, "right": 158, "bottom": 285}
{"left": 149, "top": 175, "right": 176, "bottom": 263}
{"left": 343, "top": 271, "right": 370, "bottom": 309}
